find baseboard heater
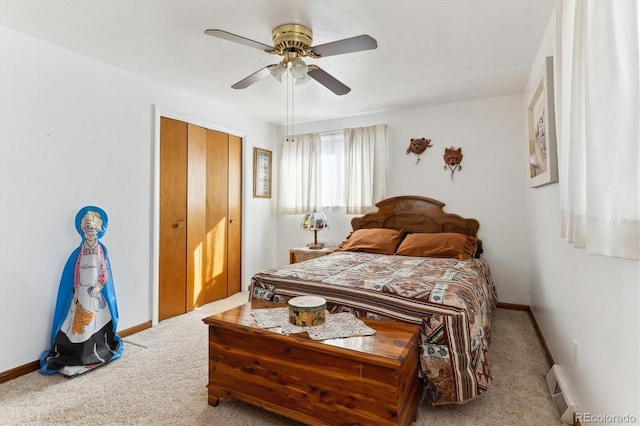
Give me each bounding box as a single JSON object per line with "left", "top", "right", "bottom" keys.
{"left": 546, "top": 364, "right": 577, "bottom": 424}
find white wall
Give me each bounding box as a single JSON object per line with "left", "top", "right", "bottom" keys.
{"left": 0, "top": 26, "right": 277, "bottom": 372}
{"left": 525, "top": 12, "right": 639, "bottom": 419}
{"left": 275, "top": 94, "right": 530, "bottom": 304}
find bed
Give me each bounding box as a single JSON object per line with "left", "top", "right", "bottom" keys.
{"left": 250, "top": 196, "right": 497, "bottom": 405}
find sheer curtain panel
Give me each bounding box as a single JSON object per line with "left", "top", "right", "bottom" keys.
{"left": 554, "top": 0, "right": 639, "bottom": 260}
{"left": 343, "top": 124, "right": 388, "bottom": 214}
{"left": 278, "top": 133, "right": 321, "bottom": 214}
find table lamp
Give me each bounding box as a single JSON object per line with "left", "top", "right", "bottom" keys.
{"left": 300, "top": 209, "right": 329, "bottom": 249}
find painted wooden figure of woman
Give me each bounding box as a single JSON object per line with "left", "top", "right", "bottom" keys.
{"left": 40, "top": 206, "right": 123, "bottom": 375}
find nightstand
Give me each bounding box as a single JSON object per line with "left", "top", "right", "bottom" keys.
{"left": 289, "top": 247, "right": 337, "bottom": 264}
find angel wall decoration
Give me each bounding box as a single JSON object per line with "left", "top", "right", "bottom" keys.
{"left": 443, "top": 147, "right": 463, "bottom": 181}
{"left": 406, "top": 138, "right": 433, "bottom": 164}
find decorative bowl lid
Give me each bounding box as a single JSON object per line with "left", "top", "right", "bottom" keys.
{"left": 288, "top": 296, "right": 326, "bottom": 308}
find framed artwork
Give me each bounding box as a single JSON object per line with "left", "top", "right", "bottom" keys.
{"left": 527, "top": 56, "right": 558, "bottom": 188}
{"left": 253, "top": 147, "right": 272, "bottom": 198}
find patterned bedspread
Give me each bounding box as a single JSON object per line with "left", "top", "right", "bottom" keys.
{"left": 250, "top": 251, "right": 498, "bottom": 405}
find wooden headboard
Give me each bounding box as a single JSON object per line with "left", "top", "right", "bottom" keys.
{"left": 351, "top": 196, "right": 479, "bottom": 237}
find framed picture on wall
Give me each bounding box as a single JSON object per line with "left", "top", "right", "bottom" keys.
{"left": 527, "top": 56, "right": 558, "bottom": 188}
{"left": 253, "top": 147, "right": 272, "bottom": 198}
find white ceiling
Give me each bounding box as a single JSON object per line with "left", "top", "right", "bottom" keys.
{"left": 0, "top": 0, "right": 554, "bottom": 125}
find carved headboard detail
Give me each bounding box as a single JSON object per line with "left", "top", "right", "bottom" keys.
{"left": 351, "top": 196, "right": 480, "bottom": 237}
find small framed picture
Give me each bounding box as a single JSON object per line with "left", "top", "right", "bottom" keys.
{"left": 527, "top": 56, "right": 558, "bottom": 188}
{"left": 253, "top": 147, "right": 272, "bottom": 198}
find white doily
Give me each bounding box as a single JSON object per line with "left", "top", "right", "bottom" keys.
{"left": 250, "top": 307, "right": 376, "bottom": 340}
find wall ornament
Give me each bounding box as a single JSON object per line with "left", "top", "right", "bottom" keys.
{"left": 406, "top": 138, "right": 433, "bottom": 164}
{"left": 443, "top": 147, "right": 463, "bottom": 181}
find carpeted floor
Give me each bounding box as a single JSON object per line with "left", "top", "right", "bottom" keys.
{"left": 0, "top": 292, "right": 562, "bottom": 425}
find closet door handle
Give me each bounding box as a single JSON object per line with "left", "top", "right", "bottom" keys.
{"left": 229, "top": 218, "right": 235, "bottom": 223}
{"left": 174, "top": 220, "right": 185, "bottom": 228}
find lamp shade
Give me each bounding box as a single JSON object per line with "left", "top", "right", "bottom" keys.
{"left": 300, "top": 209, "right": 329, "bottom": 249}
{"left": 289, "top": 57, "right": 309, "bottom": 79}
{"left": 270, "top": 62, "right": 287, "bottom": 82}
{"left": 294, "top": 73, "right": 311, "bottom": 85}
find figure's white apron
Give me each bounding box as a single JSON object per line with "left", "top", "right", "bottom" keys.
{"left": 61, "top": 248, "right": 111, "bottom": 343}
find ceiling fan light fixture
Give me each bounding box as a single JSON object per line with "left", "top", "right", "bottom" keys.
{"left": 270, "top": 62, "right": 287, "bottom": 82}
{"left": 294, "top": 74, "right": 311, "bottom": 85}
{"left": 289, "top": 57, "right": 309, "bottom": 79}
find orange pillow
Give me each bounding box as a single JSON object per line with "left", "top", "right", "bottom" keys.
{"left": 395, "top": 233, "right": 478, "bottom": 260}
{"left": 338, "top": 228, "right": 405, "bottom": 255}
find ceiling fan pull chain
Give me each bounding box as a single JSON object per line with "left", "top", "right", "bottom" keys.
{"left": 291, "top": 73, "right": 295, "bottom": 141}
{"left": 286, "top": 73, "right": 293, "bottom": 142}
{"left": 286, "top": 70, "right": 290, "bottom": 142}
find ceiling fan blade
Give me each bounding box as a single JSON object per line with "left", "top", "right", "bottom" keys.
{"left": 307, "top": 67, "right": 351, "bottom": 96}
{"left": 204, "top": 29, "right": 273, "bottom": 52}
{"left": 231, "top": 65, "right": 276, "bottom": 89}
{"left": 311, "top": 35, "right": 377, "bottom": 58}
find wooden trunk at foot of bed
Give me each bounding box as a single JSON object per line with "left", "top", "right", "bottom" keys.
{"left": 204, "top": 301, "right": 423, "bottom": 426}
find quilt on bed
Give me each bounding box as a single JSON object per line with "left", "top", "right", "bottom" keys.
{"left": 250, "top": 250, "right": 498, "bottom": 405}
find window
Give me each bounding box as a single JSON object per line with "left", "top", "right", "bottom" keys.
{"left": 278, "top": 124, "right": 388, "bottom": 215}
{"left": 319, "top": 132, "right": 344, "bottom": 209}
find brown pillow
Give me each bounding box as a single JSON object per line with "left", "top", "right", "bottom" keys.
{"left": 395, "top": 233, "right": 478, "bottom": 260}
{"left": 338, "top": 228, "right": 405, "bottom": 255}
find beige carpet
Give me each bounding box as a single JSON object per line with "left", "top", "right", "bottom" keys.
{"left": 0, "top": 292, "right": 562, "bottom": 425}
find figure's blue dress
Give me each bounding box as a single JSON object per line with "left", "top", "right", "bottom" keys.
{"left": 39, "top": 206, "right": 123, "bottom": 375}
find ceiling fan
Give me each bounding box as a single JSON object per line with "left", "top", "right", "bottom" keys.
{"left": 204, "top": 24, "right": 377, "bottom": 96}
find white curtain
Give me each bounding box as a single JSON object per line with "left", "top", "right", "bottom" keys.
{"left": 343, "top": 124, "right": 388, "bottom": 214}
{"left": 278, "top": 132, "right": 321, "bottom": 214}
{"left": 554, "top": 0, "right": 639, "bottom": 260}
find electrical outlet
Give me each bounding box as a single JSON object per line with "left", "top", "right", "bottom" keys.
{"left": 572, "top": 339, "right": 579, "bottom": 366}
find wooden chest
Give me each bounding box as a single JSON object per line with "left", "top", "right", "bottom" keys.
{"left": 203, "top": 301, "right": 422, "bottom": 426}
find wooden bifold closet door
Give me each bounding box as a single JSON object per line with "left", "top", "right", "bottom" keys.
{"left": 159, "top": 117, "right": 242, "bottom": 321}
